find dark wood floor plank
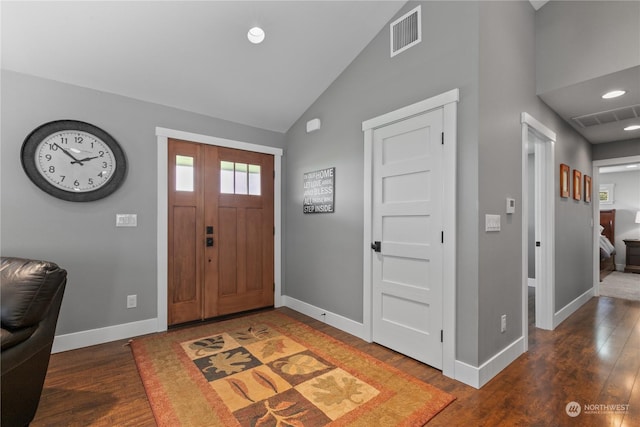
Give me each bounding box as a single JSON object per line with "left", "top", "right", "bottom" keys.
{"left": 30, "top": 294, "right": 639, "bottom": 426}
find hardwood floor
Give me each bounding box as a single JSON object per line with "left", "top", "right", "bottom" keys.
{"left": 32, "top": 294, "right": 640, "bottom": 426}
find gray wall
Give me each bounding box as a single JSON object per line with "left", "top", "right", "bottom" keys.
{"left": 285, "top": 0, "right": 595, "bottom": 368}
{"left": 592, "top": 139, "right": 640, "bottom": 160}
{"left": 599, "top": 170, "right": 640, "bottom": 267}
{"left": 1, "top": 70, "right": 285, "bottom": 335}
{"left": 284, "top": 1, "right": 482, "bottom": 364}
{"left": 552, "top": 121, "right": 593, "bottom": 310}
{"left": 535, "top": 0, "right": 640, "bottom": 94}
{"left": 476, "top": 0, "right": 593, "bottom": 364}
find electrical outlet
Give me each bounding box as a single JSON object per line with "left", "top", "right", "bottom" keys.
{"left": 501, "top": 314, "right": 507, "bottom": 333}
{"left": 127, "top": 294, "right": 137, "bottom": 309}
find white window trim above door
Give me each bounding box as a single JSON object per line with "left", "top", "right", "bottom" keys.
{"left": 362, "top": 88, "right": 458, "bottom": 380}
{"left": 156, "top": 127, "right": 283, "bottom": 332}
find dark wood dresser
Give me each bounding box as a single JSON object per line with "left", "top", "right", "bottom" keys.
{"left": 623, "top": 239, "right": 640, "bottom": 274}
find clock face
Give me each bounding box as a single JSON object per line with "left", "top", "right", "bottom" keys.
{"left": 36, "top": 130, "right": 117, "bottom": 192}
{"left": 21, "top": 120, "right": 127, "bottom": 202}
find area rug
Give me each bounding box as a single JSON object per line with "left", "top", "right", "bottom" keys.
{"left": 131, "top": 310, "right": 454, "bottom": 426}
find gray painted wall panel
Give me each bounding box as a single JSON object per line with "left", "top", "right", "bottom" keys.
{"left": 592, "top": 139, "right": 640, "bottom": 160}
{"left": 536, "top": 1, "right": 640, "bottom": 94}
{"left": 478, "top": 0, "right": 532, "bottom": 364}
{"left": 1, "top": 70, "right": 285, "bottom": 335}
{"left": 477, "top": 1, "right": 593, "bottom": 364}
{"left": 284, "top": 1, "right": 481, "bottom": 365}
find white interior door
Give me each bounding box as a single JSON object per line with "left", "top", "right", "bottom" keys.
{"left": 371, "top": 108, "right": 443, "bottom": 369}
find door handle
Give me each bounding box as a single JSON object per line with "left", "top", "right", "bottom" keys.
{"left": 371, "top": 241, "right": 381, "bottom": 253}
{"left": 206, "top": 237, "right": 214, "bottom": 247}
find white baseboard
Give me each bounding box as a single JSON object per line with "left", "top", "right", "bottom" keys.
{"left": 52, "top": 318, "right": 159, "bottom": 353}
{"left": 454, "top": 337, "right": 525, "bottom": 389}
{"left": 528, "top": 278, "right": 536, "bottom": 287}
{"left": 615, "top": 263, "right": 624, "bottom": 272}
{"left": 553, "top": 287, "right": 594, "bottom": 328}
{"left": 51, "top": 296, "right": 367, "bottom": 354}
{"left": 281, "top": 295, "right": 366, "bottom": 341}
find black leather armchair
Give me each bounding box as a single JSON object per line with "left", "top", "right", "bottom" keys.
{"left": 1, "top": 257, "right": 67, "bottom": 427}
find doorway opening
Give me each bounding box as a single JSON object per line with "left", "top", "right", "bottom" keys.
{"left": 521, "top": 113, "right": 556, "bottom": 350}
{"left": 592, "top": 154, "right": 640, "bottom": 297}
{"left": 362, "top": 89, "right": 458, "bottom": 378}
{"left": 156, "top": 127, "right": 283, "bottom": 332}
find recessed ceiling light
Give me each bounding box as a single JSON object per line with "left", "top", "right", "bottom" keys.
{"left": 602, "top": 90, "right": 626, "bottom": 99}
{"left": 247, "top": 27, "right": 265, "bottom": 44}
{"left": 624, "top": 124, "right": 640, "bottom": 131}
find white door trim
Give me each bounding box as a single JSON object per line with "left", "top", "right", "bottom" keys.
{"left": 155, "top": 127, "right": 283, "bottom": 332}
{"left": 592, "top": 154, "right": 640, "bottom": 294}
{"left": 520, "top": 113, "right": 556, "bottom": 344}
{"left": 362, "top": 88, "right": 458, "bottom": 379}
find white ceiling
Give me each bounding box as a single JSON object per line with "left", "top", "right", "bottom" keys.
{"left": 539, "top": 65, "right": 640, "bottom": 144}
{"left": 3, "top": 1, "right": 639, "bottom": 144}
{"left": 1, "top": 1, "right": 406, "bottom": 133}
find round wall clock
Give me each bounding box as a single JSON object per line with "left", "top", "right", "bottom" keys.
{"left": 21, "top": 120, "right": 127, "bottom": 202}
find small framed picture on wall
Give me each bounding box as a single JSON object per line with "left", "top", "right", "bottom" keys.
{"left": 560, "top": 163, "right": 570, "bottom": 198}
{"left": 573, "top": 169, "right": 582, "bottom": 201}
{"left": 584, "top": 175, "right": 591, "bottom": 203}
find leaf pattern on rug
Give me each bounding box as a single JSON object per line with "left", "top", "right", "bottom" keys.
{"left": 203, "top": 351, "right": 252, "bottom": 375}
{"left": 256, "top": 400, "right": 307, "bottom": 427}
{"left": 188, "top": 335, "right": 225, "bottom": 357}
{"left": 260, "top": 339, "right": 286, "bottom": 358}
{"left": 252, "top": 370, "right": 279, "bottom": 393}
{"left": 312, "top": 376, "right": 364, "bottom": 406}
{"left": 274, "top": 354, "right": 329, "bottom": 376}
{"left": 235, "top": 326, "right": 270, "bottom": 342}
{"left": 226, "top": 378, "right": 255, "bottom": 403}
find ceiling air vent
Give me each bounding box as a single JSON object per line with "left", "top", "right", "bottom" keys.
{"left": 390, "top": 5, "right": 421, "bottom": 58}
{"left": 572, "top": 104, "right": 640, "bottom": 128}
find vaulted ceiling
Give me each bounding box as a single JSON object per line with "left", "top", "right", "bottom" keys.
{"left": 1, "top": 1, "right": 405, "bottom": 133}
{"left": 2, "top": 1, "right": 637, "bottom": 144}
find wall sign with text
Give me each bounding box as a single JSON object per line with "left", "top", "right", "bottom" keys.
{"left": 303, "top": 167, "right": 335, "bottom": 214}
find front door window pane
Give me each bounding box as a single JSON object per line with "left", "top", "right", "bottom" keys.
{"left": 235, "top": 163, "right": 248, "bottom": 195}
{"left": 176, "top": 155, "right": 194, "bottom": 192}
{"left": 249, "top": 164, "right": 261, "bottom": 195}
{"left": 220, "top": 161, "right": 234, "bottom": 194}
{"left": 220, "top": 161, "right": 261, "bottom": 195}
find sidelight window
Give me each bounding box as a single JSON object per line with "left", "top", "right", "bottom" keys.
{"left": 175, "top": 155, "right": 194, "bottom": 192}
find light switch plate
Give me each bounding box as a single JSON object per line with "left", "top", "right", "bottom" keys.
{"left": 116, "top": 214, "right": 137, "bottom": 227}
{"left": 486, "top": 214, "right": 501, "bottom": 232}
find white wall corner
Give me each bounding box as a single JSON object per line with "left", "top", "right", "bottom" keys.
{"left": 454, "top": 337, "right": 525, "bottom": 389}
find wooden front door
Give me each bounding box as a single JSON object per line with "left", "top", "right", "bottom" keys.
{"left": 168, "top": 139, "right": 274, "bottom": 325}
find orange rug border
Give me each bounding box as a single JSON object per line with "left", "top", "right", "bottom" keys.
{"left": 131, "top": 310, "right": 455, "bottom": 426}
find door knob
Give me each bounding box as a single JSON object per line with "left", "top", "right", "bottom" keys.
{"left": 371, "top": 241, "right": 381, "bottom": 253}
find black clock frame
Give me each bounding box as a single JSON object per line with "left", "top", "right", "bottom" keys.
{"left": 21, "top": 120, "right": 127, "bottom": 202}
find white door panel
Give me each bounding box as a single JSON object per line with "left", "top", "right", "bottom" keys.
{"left": 372, "top": 108, "right": 443, "bottom": 368}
